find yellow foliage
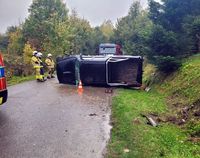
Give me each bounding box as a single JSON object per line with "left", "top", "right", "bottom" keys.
{"left": 7, "top": 28, "right": 23, "bottom": 54}
{"left": 23, "top": 43, "right": 34, "bottom": 64}
{"left": 100, "top": 20, "right": 114, "bottom": 40}
{"left": 143, "top": 63, "right": 156, "bottom": 84}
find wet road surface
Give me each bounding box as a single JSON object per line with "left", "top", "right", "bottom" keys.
{"left": 0, "top": 79, "right": 112, "bottom": 158}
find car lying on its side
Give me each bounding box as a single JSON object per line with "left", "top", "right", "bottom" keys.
{"left": 0, "top": 53, "right": 7, "bottom": 105}
{"left": 56, "top": 55, "right": 143, "bottom": 87}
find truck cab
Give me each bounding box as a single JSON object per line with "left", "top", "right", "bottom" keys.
{"left": 99, "top": 43, "right": 123, "bottom": 56}
{"left": 0, "top": 53, "right": 7, "bottom": 105}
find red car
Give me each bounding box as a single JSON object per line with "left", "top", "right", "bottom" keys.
{"left": 0, "top": 53, "right": 7, "bottom": 105}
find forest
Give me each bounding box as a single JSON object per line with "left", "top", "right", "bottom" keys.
{"left": 0, "top": 0, "right": 200, "bottom": 77}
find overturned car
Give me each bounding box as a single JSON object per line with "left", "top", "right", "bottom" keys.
{"left": 56, "top": 55, "right": 143, "bottom": 87}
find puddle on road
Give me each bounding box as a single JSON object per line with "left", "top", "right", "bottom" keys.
{"left": 57, "top": 84, "right": 112, "bottom": 108}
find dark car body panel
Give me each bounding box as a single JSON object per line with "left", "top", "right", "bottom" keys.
{"left": 80, "top": 60, "right": 107, "bottom": 86}
{"left": 57, "top": 56, "right": 77, "bottom": 84}
{"left": 56, "top": 55, "right": 143, "bottom": 87}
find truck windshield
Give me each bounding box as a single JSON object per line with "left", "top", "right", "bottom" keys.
{"left": 99, "top": 46, "right": 116, "bottom": 54}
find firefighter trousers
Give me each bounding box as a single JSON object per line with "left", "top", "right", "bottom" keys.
{"left": 47, "top": 67, "right": 55, "bottom": 78}
{"left": 34, "top": 66, "right": 43, "bottom": 80}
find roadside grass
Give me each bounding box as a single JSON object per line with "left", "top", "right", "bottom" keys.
{"left": 159, "top": 54, "right": 200, "bottom": 105}
{"left": 142, "top": 63, "right": 156, "bottom": 85}
{"left": 7, "top": 75, "right": 35, "bottom": 86}
{"left": 107, "top": 89, "right": 199, "bottom": 158}
{"left": 107, "top": 54, "right": 200, "bottom": 158}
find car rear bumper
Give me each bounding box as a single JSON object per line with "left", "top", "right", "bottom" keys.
{"left": 0, "top": 89, "right": 8, "bottom": 105}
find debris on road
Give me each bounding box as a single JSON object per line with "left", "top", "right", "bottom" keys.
{"left": 89, "top": 113, "right": 97, "bottom": 117}
{"left": 105, "top": 88, "right": 113, "bottom": 94}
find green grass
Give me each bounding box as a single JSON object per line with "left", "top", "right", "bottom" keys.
{"left": 107, "top": 54, "right": 200, "bottom": 158}
{"left": 142, "top": 63, "right": 156, "bottom": 84}
{"left": 107, "top": 89, "right": 200, "bottom": 158}
{"left": 159, "top": 54, "right": 200, "bottom": 105}
{"left": 7, "top": 75, "right": 35, "bottom": 86}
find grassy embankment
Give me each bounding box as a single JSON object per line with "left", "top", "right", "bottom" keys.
{"left": 107, "top": 54, "right": 200, "bottom": 158}
{"left": 7, "top": 75, "right": 35, "bottom": 86}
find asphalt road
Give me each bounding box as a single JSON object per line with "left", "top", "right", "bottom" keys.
{"left": 0, "top": 79, "right": 112, "bottom": 158}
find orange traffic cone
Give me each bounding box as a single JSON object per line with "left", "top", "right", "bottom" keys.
{"left": 78, "top": 80, "right": 83, "bottom": 93}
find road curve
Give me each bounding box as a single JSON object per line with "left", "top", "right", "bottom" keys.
{"left": 0, "top": 79, "right": 112, "bottom": 158}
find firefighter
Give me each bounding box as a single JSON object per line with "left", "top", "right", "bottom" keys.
{"left": 45, "top": 53, "right": 55, "bottom": 79}
{"left": 31, "top": 51, "right": 43, "bottom": 82}
{"left": 37, "top": 52, "right": 46, "bottom": 81}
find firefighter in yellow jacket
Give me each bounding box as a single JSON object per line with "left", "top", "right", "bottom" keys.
{"left": 45, "top": 53, "right": 55, "bottom": 79}
{"left": 31, "top": 51, "right": 43, "bottom": 82}
{"left": 37, "top": 52, "right": 47, "bottom": 81}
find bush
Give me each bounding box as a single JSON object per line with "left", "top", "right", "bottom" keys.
{"left": 154, "top": 56, "right": 181, "bottom": 73}
{"left": 148, "top": 25, "right": 182, "bottom": 73}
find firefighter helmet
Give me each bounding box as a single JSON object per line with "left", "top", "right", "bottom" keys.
{"left": 37, "top": 52, "right": 43, "bottom": 57}
{"left": 33, "top": 51, "right": 38, "bottom": 56}
{"left": 47, "top": 53, "right": 52, "bottom": 57}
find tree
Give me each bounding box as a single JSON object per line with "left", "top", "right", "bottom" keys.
{"left": 183, "top": 16, "right": 200, "bottom": 53}
{"left": 44, "top": 9, "right": 94, "bottom": 56}
{"left": 148, "top": 25, "right": 181, "bottom": 72}
{"left": 23, "top": 42, "right": 34, "bottom": 64}
{"left": 148, "top": 0, "right": 200, "bottom": 72}
{"left": 100, "top": 20, "right": 114, "bottom": 42}
{"left": 90, "top": 27, "right": 107, "bottom": 54}
{"left": 23, "top": 0, "right": 68, "bottom": 50}
{"left": 67, "top": 11, "right": 93, "bottom": 55}
{"left": 7, "top": 27, "right": 24, "bottom": 55}
{"left": 6, "top": 26, "right": 18, "bottom": 34}
{"left": 43, "top": 19, "right": 74, "bottom": 56}
{"left": 113, "top": 1, "right": 152, "bottom": 56}
{"left": 148, "top": 0, "right": 163, "bottom": 24}
{"left": 0, "top": 34, "right": 9, "bottom": 53}
{"left": 149, "top": 0, "right": 200, "bottom": 52}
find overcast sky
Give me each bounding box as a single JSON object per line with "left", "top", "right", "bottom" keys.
{"left": 0, "top": 0, "right": 148, "bottom": 33}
